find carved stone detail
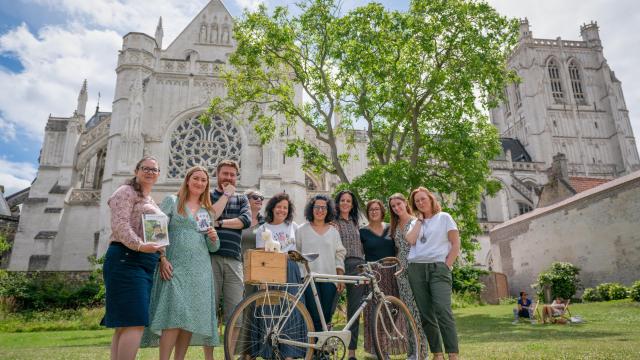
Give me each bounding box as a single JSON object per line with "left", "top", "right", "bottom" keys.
{"left": 168, "top": 115, "right": 242, "bottom": 179}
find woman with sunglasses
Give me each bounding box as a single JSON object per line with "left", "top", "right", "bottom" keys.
{"left": 405, "top": 187, "right": 460, "bottom": 360}
{"left": 388, "top": 193, "right": 428, "bottom": 360}
{"left": 241, "top": 189, "right": 265, "bottom": 297}
{"left": 103, "top": 156, "right": 167, "bottom": 360}
{"left": 296, "top": 194, "right": 346, "bottom": 333}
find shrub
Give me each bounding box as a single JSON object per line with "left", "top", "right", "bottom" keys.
{"left": 498, "top": 296, "right": 517, "bottom": 305}
{"left": 607, "top": 283, "right": 629, "bottom": 300}
{"left": 596, "top": 283, "right": 616, "bottom": 301}
{"left": 532, "top": 262, "right": 581, "bottom": 300}
{"left": 452, "top": 264, "right": 489, "bottom": 295}
{"left": 630, "top": 281, "right": 640, "bottom": 302}
{"left": 451, "top": 291, "right": 483, "bottom": 309}
{"left": 581, "top": 287, "right": 602, "bottom": 302}
{"left": 0, "top": 271, "right": 103, "bottom": 312}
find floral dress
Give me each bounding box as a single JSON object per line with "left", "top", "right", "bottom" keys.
{"left": 394, "top": 219, "right": 428, "bottom": 358}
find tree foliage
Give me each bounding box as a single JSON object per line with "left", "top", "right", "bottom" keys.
{"left": 203, "top": 0, "right": 519, "bottom": 258}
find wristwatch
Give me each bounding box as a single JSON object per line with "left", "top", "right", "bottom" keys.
{"left": 216, "top": 219, "right": 224, "bottom": 228}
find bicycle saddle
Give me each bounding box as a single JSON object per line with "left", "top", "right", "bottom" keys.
{"left": 288, "top": 250, "right": 319, "bottom": 263}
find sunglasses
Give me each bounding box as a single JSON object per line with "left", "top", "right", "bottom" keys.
{"left": 313, "top": 205, "right": 328, "bottom": 211}
{"left": 250, "top": 195, "right": 264, "bottom": 201}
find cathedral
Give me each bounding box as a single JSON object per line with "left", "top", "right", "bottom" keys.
{"left": 5, "top": 2, "right": 639, "bottom": 271}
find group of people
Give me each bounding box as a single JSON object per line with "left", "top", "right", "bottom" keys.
{"left": 102, "top": 156, "right": 462, "bottom": 360}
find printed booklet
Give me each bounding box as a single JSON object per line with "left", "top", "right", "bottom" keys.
{"left": 142, "top": 214, "right": 170, "bottom": 246}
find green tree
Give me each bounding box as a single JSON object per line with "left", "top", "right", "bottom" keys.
{"left": 203, "top": 0, "right": 518, "bottom": 257}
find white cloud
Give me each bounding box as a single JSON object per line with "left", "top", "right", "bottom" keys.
{"left": 0, "top": 117, "right": 16, "bottom": 141}
{"left": 0, "top": 23, "right": 122, "bottom": 138}
{"left": 234, "top": 0, "right": 265, "bottom": 11}
{"left": 0, "top": 157, "right": 37, "bottom": 196}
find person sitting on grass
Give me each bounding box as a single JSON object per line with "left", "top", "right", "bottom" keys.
{"left": 542, "top": 296, "right": 567, "bottom": 324}
{"left": 512, "top": 291, "right": 534, "bottom": 324}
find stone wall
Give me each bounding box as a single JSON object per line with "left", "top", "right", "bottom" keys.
{"left": 489, "top": 170, "right": 640, "bottom": 296}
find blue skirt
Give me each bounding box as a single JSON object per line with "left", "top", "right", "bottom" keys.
{"left": 102, "top": 242, "right": 159, "bottom": 328}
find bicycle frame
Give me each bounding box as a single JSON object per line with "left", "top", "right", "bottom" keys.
{"left": 264, "top": 262, "right": 392, "bottom": 352}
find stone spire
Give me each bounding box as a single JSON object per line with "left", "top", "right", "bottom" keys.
{"left": 519, "top": 18, "right": 532, "bottom": 40}
{"left": 155, "top": 16, "right": 164, "bottom": 49}
{"left": 580, "top": 21, "right": 601, "bottom": 48}
{"left": 76, "top": 79, "right": 88, "bottom": 117}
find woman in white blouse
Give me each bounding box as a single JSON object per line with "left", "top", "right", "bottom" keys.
{"left": 405, "top": 187, "right": 460, "bottom": 360}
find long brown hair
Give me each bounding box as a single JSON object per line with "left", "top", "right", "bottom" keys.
{"left": 125, "top": 156, "right": 158, "bottom": 197}
{"left": 409, "top": 186, "right": 442, "bottom": 217}
{"left": 388, "top": 193, "right": 413, "bottom": 237}
{"left": 176, "top": 166, "right": 214, "bottom": 217}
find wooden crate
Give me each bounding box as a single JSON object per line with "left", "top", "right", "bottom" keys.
{"left": 243, "top": 249, "right": 287, "bottom": 284}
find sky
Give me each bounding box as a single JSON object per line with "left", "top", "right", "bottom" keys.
{"left": 0, "top": 0, "right": 639, "bottom": 196}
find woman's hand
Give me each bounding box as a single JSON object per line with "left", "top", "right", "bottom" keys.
{"left": 159, "top": 257, "right": 173, "bottom": 281}
{"left": 336, "top": 268, "right": 345, "bottom": 293}
{"left": 207, "top": 227, "right": 218, "bottom": 242}
{"left": 138, "top": 242, "right": 166, "bottom": 254}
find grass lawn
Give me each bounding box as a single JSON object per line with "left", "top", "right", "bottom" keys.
{"left": 1, "top": 300, "right": 639, "bottom": 359}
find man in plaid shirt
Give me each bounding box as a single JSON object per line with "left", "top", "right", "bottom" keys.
{"left": 204, "top": 159, "right": 251, "bottom": 356}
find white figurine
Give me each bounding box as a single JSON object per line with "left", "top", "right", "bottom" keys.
{"left": 262, "top": 228, "right": 281, "bottom": 253}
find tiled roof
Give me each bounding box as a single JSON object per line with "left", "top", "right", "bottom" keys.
{"left": 569, "top": 176, "right": 611, "bottom": 193}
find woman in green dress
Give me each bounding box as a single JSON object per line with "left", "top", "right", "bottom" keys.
{"left": 142, "top": 166, "right": 233, "bottom": 360}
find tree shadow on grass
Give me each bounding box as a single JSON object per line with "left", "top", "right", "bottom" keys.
{"left": 456, "top": 313, "right": 620, "bottom": 344}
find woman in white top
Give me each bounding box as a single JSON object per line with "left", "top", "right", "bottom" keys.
{"left": 295, "top": 194, "right": 346, "bottom": 333}
{"left": 405, "top": 187, "right": 460, "bottom": 360}
{"left": 253, "top": 192, "right": 302, "bottom": 359}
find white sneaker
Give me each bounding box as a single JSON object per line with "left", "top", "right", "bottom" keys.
{"left": 512, "top": 320, "right": 519, "bottom": 325}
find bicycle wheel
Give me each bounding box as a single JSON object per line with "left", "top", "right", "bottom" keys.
{"left": 224, "top": 289, "right": 315, "bottom": 360}
{"left": 373, "top": 295, "right": 421, "bottom": 360}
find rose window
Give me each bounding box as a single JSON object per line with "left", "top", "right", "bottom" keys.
{"left": 168, "top": 115, "right": 242, "bottom": 179}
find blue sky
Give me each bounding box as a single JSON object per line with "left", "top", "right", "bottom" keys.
{"left": 0, "top": 0, "right": 639, "bottom": 195}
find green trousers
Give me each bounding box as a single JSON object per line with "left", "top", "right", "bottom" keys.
{"left": 407, "top": 262, "right": 459, "bottom": 354}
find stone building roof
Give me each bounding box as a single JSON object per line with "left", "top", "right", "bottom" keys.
{"left": 492, "top": 169, "right": 640, "bottom": 232}
{"left": 499, "top": 138, "right": 532, "bottom": 162}
{"left": 569, "top": 176, "right": 611, "bottom": 193}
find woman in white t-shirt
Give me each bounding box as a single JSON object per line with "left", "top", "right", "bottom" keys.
{"left": 405, "top": 187, "right": 461, "bottom": 360}
{"left": 252, "top": 192, "right": 303, "bottom": 360}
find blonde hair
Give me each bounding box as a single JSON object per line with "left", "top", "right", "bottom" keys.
{"left": 176, "top": 166, "right": 214, "bottom": 217}
{"left": 388, "top": 193, "right": 413, "bottom": 237}
{"left": 409, "top": 186, "right": 442, "bottom": 217}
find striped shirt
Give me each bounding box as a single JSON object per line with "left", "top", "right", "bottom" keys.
{"left": 210, "top": 189, "right": 251, "bottom": 261}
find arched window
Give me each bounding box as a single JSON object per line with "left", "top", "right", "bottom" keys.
{"left": 503, "top": 87, "right": 511, "bottom": 117}
{"left": 515, "top": 82, "right": 522, "bottom": 108}
{"left": 168, "top": 115, "right": 242, "bottom": 179}
{"left": 568, "top": 60, "right": 586, "bottom": 104}
{"left": 547, "top": 58, "right": 564, "bottom": 103}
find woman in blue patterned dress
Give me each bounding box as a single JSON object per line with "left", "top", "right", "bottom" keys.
{"left": 142, "top": 166, "right": 233, "bottom": 360}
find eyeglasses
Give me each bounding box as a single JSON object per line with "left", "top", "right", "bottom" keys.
{"left": 140, "top": 166, "right": 160, "bottom": 174}
{"left": 368, "top": 208, "right": 381, "bottom": 213}
{"left": 250, "top": 195, "right": 264, "bottom": 201}
{"left": 313, "top": 205, "right": 328, "bottom": 211}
